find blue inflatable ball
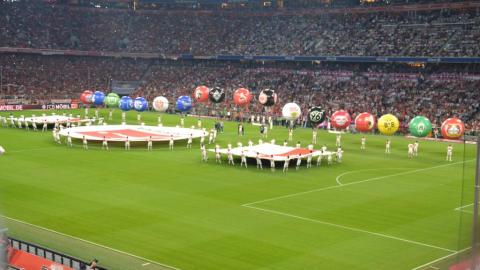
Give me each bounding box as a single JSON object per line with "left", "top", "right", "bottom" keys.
{"left": 92, "top": 91, "right": 105, "bottom": 106}
{"left": 176, "top": 96, "right": 192, "bottom": 112}
{"left": 133, "top": 97, "right": 148, "bottom": 112}
{"left": 119, "top": 96, "right": 133, "bottom": 111}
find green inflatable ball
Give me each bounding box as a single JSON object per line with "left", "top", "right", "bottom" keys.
{"left": 409, "top": 116, "right": 432, "bottom": 137}
{"left": 105, "top": 93, "right": 120, "bottom": 108}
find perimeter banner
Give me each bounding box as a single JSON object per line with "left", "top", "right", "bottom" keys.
{"left": 0, "top": 104, "right": 23, "bottom": 111}
{"left": 0, "top": 103, "right": 78, "bottom": 111}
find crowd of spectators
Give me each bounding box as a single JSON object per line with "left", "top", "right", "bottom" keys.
{"left": 1, "top": 1, "right": 479, "bottom": 57}
{"left": 1, "top": 54, "right": 478, "bottom": 131}
{"left": 0, "top": 54, "right": 149, "bottom": 103}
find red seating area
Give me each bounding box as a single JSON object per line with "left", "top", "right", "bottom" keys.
{"left": 8, "top": 246, "right": 74, "bottom": 270}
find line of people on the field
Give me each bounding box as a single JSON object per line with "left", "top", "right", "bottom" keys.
{"left": 206, "top": 139, "right": 343, "bottom": 172}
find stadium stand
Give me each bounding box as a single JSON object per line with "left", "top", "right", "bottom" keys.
{"left": 0, "top": 1, "right": 479, "bottom": 56}
{"left": 1, "top": 54, "right": 479, "bottom": 132}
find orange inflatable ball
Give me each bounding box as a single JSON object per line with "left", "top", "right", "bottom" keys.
{"left": 193, "top": 85, "right": 209, "bottom": 103}
{"left": 355, "top": 112, "right": 376, "bottom": 132}
{"left": 441, "top": 118, "right": 465, "bottom": 139}
{"left": 233, "top": 88, "right": 252, "bottom": 106}
{"left": 80, "top": 90, "right": 93, "bottom": 104}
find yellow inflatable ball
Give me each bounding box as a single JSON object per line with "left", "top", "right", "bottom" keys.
{"left": 378, "top": 114, "right": 400, "bottom": 135}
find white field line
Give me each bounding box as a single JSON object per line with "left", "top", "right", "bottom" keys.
{"left": 411, "top": 247, "right": 471, "bottom": 270}
{"left": 243, "top": 159, "right": 475, "bottom": 207}
{"left": 454, "top": 203, "right": 475, "bottom": 214}
{"left": 8, "top": 147, "right": 58, "bottom": 153}
{"left": 0, "top": 215, "right": 181, "bottom": 270}
{"left": 335, "top": 168, "right": 409, "bottom": 186}
{"left": 244, "top": 205, "right": 456, "bottom": 253}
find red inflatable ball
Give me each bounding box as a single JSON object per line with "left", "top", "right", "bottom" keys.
{"left": 355, "top": 112, "right": 376, "bottom": 132}
{"left": 193, "top": 85, "right": 209, "bottom": 103}
{"left": 331, "top": 110, "right": 351, "bottom": 130}
{"left": 80, "top": 90, "right": 93, "bottom": 104}
{"left": 441, "top": 118, "right": 465, "bottom": 139}
{"left": 233, "top": 88, "right": 252, "bottom": 106}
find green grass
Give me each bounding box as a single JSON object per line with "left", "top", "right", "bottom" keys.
{"left": 0, "top": 109, "right": 477, "bottom": 270}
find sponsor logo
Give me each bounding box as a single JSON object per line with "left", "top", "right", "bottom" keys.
{"left": 41, "top": 103, "right": 72, "bottom": 110}
{"left": 0, "top": 104, "right": 23, "bottom": 111}
{"left": 195, "top": 89, "right": 203, "bottom": 99}
{"left": 259, "top": 93, "right": 267, "bottom": 104}
{"left": 212, "top": 91, "right": 223, "bottom": 101}
{"left": 447, "top": 124, "right": 460, "bottom": 136}
{"left": 334, "top": 116, "right": 348, "bottom": 126}
{"left": 309, "top": 110, "right": 324, "bottom": 122}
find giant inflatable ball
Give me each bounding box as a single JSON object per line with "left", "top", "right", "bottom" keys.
{"left": 233, "top": 88, "right": 252, "bottom": 106}
{"left": 282, "top": 103, "right": 302, "bottom": 120}
{"left": 176, "top": 95, "right": 193, "bottom": 112}
{"left": 355, "top": 112, "right": 376, "bottom": 132}
{"left": 258, "top": 89, "right": 277, "bottom": 107}
{"left": 308, "top": 106, "right": 326, "bottom": 125}
{"left": 105, "top": 93, "right": 120, "bottom": 108}
{"left": 194, "top": 86, "right": 209, "bottom": 103}
{"left": 441, "top": 118, "right": 464, "bottom": 140}
{"left": 134, "top": 97, "right": 148, "bottom": 112}
{"left": 152, "top": 96, "right": 169, "bottom": 112}
{"left": 331, "top": 110, "right": 351, "bottom": 130}
{"left": 209, "top": 87, "right": 225, "bottom": 104}
{"left": 409, "top": 116, "right": 432, "bottom": 137}
{"left": 80, "top": 90, "right": 93, "bottom": 104}
{"left": 119, "top": 96, "right": 133, "bottom": 111}
{"left": 378, "top": 114, "right": 400, "bottom": 135}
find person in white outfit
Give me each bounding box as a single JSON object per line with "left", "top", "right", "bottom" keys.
{"left": 306, "top": 151, "right": 313, "bottom": 168}
{"left": 169, "top": 135, "right": 174, "bottom": 150}
{"left": 413, "top": 141, "right": 419, "bottom": 156}
{"left": 270, "top": 155, "right": 275, "bottom": 172}
{"left": 215, "top": 146, "right": 222, "bottom": 163}
{"left": 227, "top": 149, "right": 234, "bottom": 165}
{"left": 240, "top": 151, "right": 247, "bottom": 168}
{"left": 336, "top": 147, "right": 343, "bottom": 163}
{"left": 295, "top": 154, "right": 302, "bottom": 170}
{"left": 187, "top": 134, "right": 193, "bottom": 148}
{"left": 283, "top": 156, "right": 290, "bottom": 172}
{"left": 446, "top": 145, "right": 453, "bottom": 161}
{"left": 408, "top": 143, "right": 414, "bottom": 159}
{"left": 102, "top": 136, "right": 109, "bottom": 150}
{"left": 82, "top": 136, "right": 88, "bottom": 150}
{"left": 147, "top": 136, "right": 153, "bottom": 150}
{"left": 201, "top": 144, "right": 208, "bottom": 162}
{"left": 336, "top": 134, "right": 341, "bottom": 147}
{"left": 125, "top": 137, "right": 130, "bottom": 150}
{"left": 256, "top": 152, "right": 263, "bottom": 169}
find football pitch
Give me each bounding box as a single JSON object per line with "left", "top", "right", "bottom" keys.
{"left": 0, "top": 109, "right": 477, "bottom": 270}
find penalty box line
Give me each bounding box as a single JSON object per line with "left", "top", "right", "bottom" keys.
{"left": 410, "top": 247, "right": 471, "bottom": 270}
{"left": 242, "top": 159, "right": 475, "bottom": 207}
{"left": 241, "top": 160, "right": 475, "bottom": 254}
{"left": 244, "top": 204, "right": 456, "bottom": 253}
{"left": 0, "top": 215, "right": 182, "bottom": 270}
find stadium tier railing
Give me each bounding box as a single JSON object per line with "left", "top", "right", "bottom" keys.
{"left": 2, "top": 46, "right": 480, "bottom": 64}
{"left": 2, "top": 217, "right": 176, "bottom": 270}
{"left": 8, "top": 237, "right": 108, "bottom": 270}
